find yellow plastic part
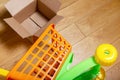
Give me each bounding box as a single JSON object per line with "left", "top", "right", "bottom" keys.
{"left": 95, "top": 67, "right": 105, "bottom": 80}
{"left": 95, "top": 44, "right": 118, "bottom": 66}
{"left": 7, "top": 24, "right": 72, "bottom": 80}
{"left": 0, "top": 68, "right": 9, "bottom": 80}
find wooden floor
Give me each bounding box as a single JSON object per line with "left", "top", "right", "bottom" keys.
{"left": 0, "top": 0, "right": 120, "bottom": 79}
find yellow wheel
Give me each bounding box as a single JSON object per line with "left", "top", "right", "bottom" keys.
{"left": 95, "top": 44, "right": 118, "bottom": 66}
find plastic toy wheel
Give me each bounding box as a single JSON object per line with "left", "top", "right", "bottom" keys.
{"left": 95, "top": 44, "right": 118, "bottom": 66}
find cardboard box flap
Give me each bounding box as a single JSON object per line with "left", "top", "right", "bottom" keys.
{"left": 34, "top": 15, "right": 63, "bottom": 37}
{"left": 5, "top": 0, "right": 36, "bottom": 23}
{"left": 39, "top": 0, "right": 61, "bottom": 13}
{"left": 5, "top": 0, "right": 35, "bottom": 16}
{"left": 4, "top": 18, "right": 32, "bottom": 38}
{"left": 21, "top": 18, "right": 40, "bottom": 36}
{"left": 37, "top": 0, "right": 56, "bottom": 20}
{"left": 30, "top": 12, "right": 48, "bottom": 28}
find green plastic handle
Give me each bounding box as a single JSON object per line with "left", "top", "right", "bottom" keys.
{"left": 56, "top": 53, "right": 100, "bottom": 80}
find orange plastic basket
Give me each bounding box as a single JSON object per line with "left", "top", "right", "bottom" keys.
{"left": 7, "top": 24, "right": 72, "bottom": 80}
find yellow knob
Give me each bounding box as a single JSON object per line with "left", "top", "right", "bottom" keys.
{"left": 95, "top": 44, "right": 118, "bottom": 66}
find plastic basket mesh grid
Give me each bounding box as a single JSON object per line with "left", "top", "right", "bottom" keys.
{"left": 7, "top": 24, "right": 72, "bottom": 80}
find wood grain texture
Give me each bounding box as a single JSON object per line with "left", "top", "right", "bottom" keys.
{"left": 0, "top": 0, "right": 120, "bottom": 79}
{"left": 60, "top": 0, "right": 77, "bottom": 9}
{"left": 76, "top": 0, "right": 120, "bottom": 36}
{"left": 59, "top": 24, "right": 85, "bottom": 45}
{"left": 0, "top": 0, "right": 9, "bottom": 18}
{"left": 56, "top": 0, "right": 108, "bottom": 31}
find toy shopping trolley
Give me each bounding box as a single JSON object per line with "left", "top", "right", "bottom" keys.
{"left": 5, "top": 24, "right": 72, "bottom": 80}
{"left": 0, "top": 24, "right": 118, "bottom": 80}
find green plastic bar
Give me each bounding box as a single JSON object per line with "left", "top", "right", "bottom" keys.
{"left": 74, "top": 64, "right": 100, "bottom": 80}
{"left": 57, "top": 56, "right": 99, "bottom": 80}
{"left": 56, "top": 52, "right": 74, "bottom": 80}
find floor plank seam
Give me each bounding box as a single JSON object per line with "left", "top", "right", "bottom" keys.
{"left": 58, "top": 0, "right": 114, "bottom": 32}
{"left": 60, "top": 0, "right": 79, "bottom": 10}
{"left": 74, "top": 23, "right": 86, "bottom": 37}
{"left": 74, "top": 0, "right": 116, "bottom": 24}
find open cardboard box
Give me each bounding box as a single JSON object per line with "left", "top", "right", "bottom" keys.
{"left": 4, "top": 0, "right": 63, "bottom": 38}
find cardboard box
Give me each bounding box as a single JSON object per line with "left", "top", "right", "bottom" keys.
{"left": 4, "top": 0, "right": 63, "bottom": 38}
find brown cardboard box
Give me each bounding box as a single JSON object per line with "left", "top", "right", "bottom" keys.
{"left": 4, "top": 0, "right": 63, "bottom": 38}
